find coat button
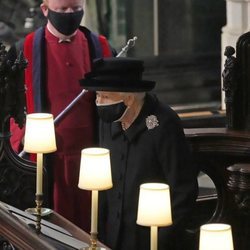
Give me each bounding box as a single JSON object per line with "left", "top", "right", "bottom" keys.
{"left": 117, "top": 212, "right": 120, "bottom": 218}
{"left": 118, "top": 192, "right": 122, "bottom": 199}
{"left": 119, "top": 174, "right": 123, "bottom": 180}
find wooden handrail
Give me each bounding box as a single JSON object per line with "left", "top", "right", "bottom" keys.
{"left": 0, "top": 203, "right": 56, "bottom": 249}
{"left": 0, "top": 202, "right": 109, "bottom": 249}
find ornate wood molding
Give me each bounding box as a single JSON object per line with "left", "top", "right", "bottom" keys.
{"left": 0, "top": 42, "right": 49, "bottom": 210}
{"left": 185, "top": 128, "right": 250, "bottom": 156}
{"left": 185, "top": 127, "right": 250, "bottom": 250}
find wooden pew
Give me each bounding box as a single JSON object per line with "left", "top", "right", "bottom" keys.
{"left": 0, "top": 201, "right": 108, "bottom": 249}
{"left": 185, "top": 127, "right": 250, "bottom": 250}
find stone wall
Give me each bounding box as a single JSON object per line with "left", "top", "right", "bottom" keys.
{"left": 127, "top": 0, "right": 226, "bottom": 106}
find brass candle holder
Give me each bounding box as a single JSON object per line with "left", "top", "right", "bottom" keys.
{"left": 25, "top": 194, "right": 44, "bottom": 234}
{"left": 82, "top": 232, "right": 106, "bottom": 250}
{"left": 90, "top": 232, "right": 98, "bottom": 248}
{"left": 35, "top": 194, "right": 43, "bottom": 234}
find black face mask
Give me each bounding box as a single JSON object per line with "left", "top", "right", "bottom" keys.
{"left": 47, "top": 9, "right": 84, "bottom": 36}
{"left": 97, "top": 101, "right": 127, "bottom": 123}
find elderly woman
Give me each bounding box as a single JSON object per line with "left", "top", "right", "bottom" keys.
{"left": 80, "top": 57, "right": 198, "bottom": 250}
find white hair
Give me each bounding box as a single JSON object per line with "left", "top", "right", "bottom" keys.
{"left": 120, "top": 92, "right": 146, "bottom": 101}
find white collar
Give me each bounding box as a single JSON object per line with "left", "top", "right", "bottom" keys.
{"left": 46, "top": 24, "right": 75, "bottom": 43}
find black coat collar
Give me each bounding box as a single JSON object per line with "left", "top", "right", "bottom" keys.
{"left": 111, "top": 93, "right": 158, "bottom": 142}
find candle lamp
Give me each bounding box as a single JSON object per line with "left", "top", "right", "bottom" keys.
{"left": 199, "top": 223, "right": 234, "bottom": 250}
{"left": 136, "top": 183, "right": 172, "bottom": 250}
{"left": 23, "top": 113, "right": 57, "bottom": 233}
{"left": 78, "top": 147, "right": 113, "bottom": 250}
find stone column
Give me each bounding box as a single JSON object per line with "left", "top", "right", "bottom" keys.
{"left": 221, "top": 0, "right": 250, "bottom": 109}
{"left": 81, "top": 0, "right": 98, "bottom": 33}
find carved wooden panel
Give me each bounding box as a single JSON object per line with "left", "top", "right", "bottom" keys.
{"left": 0, "top": 136, "right": 45, "bottom": 210}
{"left": 185, "top": 128, "right": 250, "bottom": 250}
{"left": 0, "top": 42, "right": 49, "bottom": 211}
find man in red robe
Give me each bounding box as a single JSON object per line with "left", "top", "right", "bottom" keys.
{"left": 8, "top": 0, "right": 113, "bottom": 232}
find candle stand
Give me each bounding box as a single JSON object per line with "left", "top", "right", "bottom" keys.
{"left": 35, "top": 194, "right": 43, "bottom": 234}
{"left": 23, "top": 113, "right": 57, "bottom": 234}
{"left": 78, "top": 148, "right": 113, "bottom": 250}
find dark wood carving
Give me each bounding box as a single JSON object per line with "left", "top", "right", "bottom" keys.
{"left": 222, "top": 32, "right": 250, "bottom": 130}
{"left": 222, "top": 46, "right": 237, "bottom": 129}
{"left": 227, "top": 164, "right": 250, "bottom": 215}
{"left": 227, "top": 163, "right": 250, "bottom": 250}
{"left": 185, "top": 128, "right": 250, "bottom": 250}
{"left": 0, "top": 236, "right": 15, "bottom": 250}
{"left": 0, "top": 42, "right": 49, "bottom": 211}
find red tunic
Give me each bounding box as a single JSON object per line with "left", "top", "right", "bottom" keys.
{"left": 10, "top": 26, "right": 112, "bottom": 232}
{"left": 45, "top": 28, "right": 95, "bottom": 231}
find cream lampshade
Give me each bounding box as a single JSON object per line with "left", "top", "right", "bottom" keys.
{"left": 24, "top": 113, "right": 57, "bottom": 153}
{"left": 137, "top": 183, "right": 172, "bottom": 250}
{"left": 137, "top": 183, "right": 172, "bottom": 226}
{"left": 78, "top": 147, "right": 113, "bottom": 191}
{"left": 23, "top": 113, "right": 56, "bottom": 196}
{"left": 78, "top": 147, "right": 113, "bottom": 250}
{"left": 199, "top": 223, "right": 234, "bottom": 250}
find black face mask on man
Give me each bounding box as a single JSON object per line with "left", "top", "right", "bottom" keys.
{"left": 97, "top": 101, "right": 128, "bottom": 123}
{"left": 47, "top": 9, "right": 84, "bottom": 36}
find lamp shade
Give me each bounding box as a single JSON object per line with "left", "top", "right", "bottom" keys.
{"left": 24, "top": 113, "right": 57, "bottom": 153}
{"left": 78, "top": 147, "right": 113, "bottom": 190}
{"left": 199, "top": 223, "right": 234, "bottom": 250}
{"left": 136, "top": 183, "right": 172, "bottom": 227}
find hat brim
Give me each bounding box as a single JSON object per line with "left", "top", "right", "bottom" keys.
{"left": 79, "top": 78, "right": 155, "bottom": 92}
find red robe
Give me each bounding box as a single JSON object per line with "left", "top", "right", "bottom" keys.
{"left": 10, "top": 26, "right": 112, "bottom": 231}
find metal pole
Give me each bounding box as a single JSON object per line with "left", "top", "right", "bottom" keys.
{"left": 153, "top": 0, "right": 159, "bottom": 56}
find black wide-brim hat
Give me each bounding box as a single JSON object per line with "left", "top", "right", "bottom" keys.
{"left": 79, "top": 57, "right": 156, "bottom": 92}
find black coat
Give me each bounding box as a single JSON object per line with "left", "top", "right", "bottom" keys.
{"left": 98, "top": 94, "right": 198, "bottom": 250}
